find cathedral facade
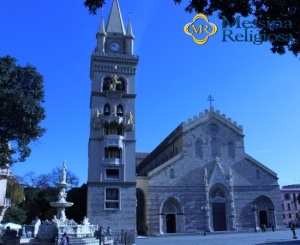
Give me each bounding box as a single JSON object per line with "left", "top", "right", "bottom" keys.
{"left": 136, "top": 107, "right": 283, "bottom": 235}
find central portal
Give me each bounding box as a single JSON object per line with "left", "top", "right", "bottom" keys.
{"left": 212, "top": 203, "right": 227, "bottom": 231}
{"left": 166, "top": 214, "right": 176, "bottom": 233}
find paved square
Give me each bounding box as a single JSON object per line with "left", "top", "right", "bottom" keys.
{"left": 136, "top": 229, "right": 300, "bottom": 245}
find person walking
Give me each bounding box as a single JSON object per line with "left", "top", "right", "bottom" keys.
{"left": 59, "top": 233, "right": 69, "bottom": 245}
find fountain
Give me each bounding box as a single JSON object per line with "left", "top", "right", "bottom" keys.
{"left": 50, "top": 161, "right": 73, "bottom": 221}
{"left": 22, "top": 162, "right": 98, "bottom": 245}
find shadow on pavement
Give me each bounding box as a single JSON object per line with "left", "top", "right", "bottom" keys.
{"left": 256, "top": 240, "right": 300, "bottom": 245}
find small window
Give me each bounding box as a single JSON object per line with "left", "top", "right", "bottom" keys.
{"left": 227, "top": 142, "right": 235, "bottom": 158}
{"left": 117, "top": 105, "right": 123, "bottom": 117}
{"left": 285, "top": 193, "right": 291, "bottom": 200}
{"left": 195, "top": 141, "right": 203, "bottom": 158}
{"left": 283, "top": 214, "right": 285, "bottom": 219}
{"left": 106, "top": 169, "right": 119, "bottom": 179}
{"left": 256, "top": 170, "right": 261, "bottom": 179}
{"left": 105, "top": 147, "right": 121, "bottom": 158}
{"left": 293, "top": 193, "right": 297, "bottom": 202}
{"left": 105, "top": 188, "right": 120, "bottom": 210}
{"left": 288, "top": 203, "right": 291, "bottom": 210}
{"left": 104, "top": 104, "right": 110, "bottom": 116}
{"left": 170, "top": 169, "right": 175, "bottom": 179}
{"left": 289, "top": 213, "right": 292, "bottom": 218}
{"left": 211, "top": 139, "right": 219, "bottom": 157}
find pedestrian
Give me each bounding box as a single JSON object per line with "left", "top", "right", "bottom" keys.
{"left": 291, "top": 224, "right": 297, "bottom": 239}
{"left": 59, "top": 233, "right": 69, "bottom": 245}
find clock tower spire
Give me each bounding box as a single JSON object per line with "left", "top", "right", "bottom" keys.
{"left": 87, "top": 0, "right": 139, "bottom": 232}
{"left": 106, "top": 0, "right": 125, "bottom": 34}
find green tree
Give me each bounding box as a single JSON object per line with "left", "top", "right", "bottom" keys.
{"left": 20, "top": 168, "right": 79, "bottom": 188}
{"left": 23, "top": 187, "right": 57, "bottom": 224}
{"left": 6, "top": 176, "right": 24, "bottom": 206}
{"left": 0, "top": 56, "right": 46, "bottom": 167}
{"left": 83, "top": 0, "right": 300, "bottom": 57}
{"left": 65, "top": 184, "right": 87, "bottom": 223}
{"left": 19, "top": 168, "right": 79, "bottom": 224}
{"left": 2, "top": 206, "right": 26, "bottom": 224}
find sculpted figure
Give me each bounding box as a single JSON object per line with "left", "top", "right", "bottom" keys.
{"left": 94, "top": 110, "right": 101, "bottom": 123}
{"left": 127, "top": 112, "right": 134, "bottom": 125}
{"left": 109, "top": 75, "right": 121, "bottom": 90}
{"left": 82, "top": 216, "right": 90, "bottom": 225}
{"left": 61, "top": 161, "right": 67, "bottom": 183}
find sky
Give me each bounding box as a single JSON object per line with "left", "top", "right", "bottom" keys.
{"left": 0, "top": 1, "right": 300, "bottom": 187}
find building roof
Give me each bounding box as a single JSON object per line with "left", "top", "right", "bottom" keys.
{"left": 106, "top": 0, "right": 125, "bottom": 34}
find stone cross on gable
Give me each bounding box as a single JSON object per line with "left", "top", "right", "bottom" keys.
{"left": 207, "top": 95, "right": 214, "bottom": 108}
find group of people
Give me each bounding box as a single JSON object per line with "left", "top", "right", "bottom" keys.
{"left": 261, "top": 223, "right": 275, "bottom": 232}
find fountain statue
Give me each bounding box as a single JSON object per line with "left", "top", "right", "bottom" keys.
{"left": 50, "top": 161, "right": 73, "bottom": 221}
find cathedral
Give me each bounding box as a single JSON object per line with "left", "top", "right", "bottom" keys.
{"left": 136, "top": 107, "right": 283, "bottom": 235}
{"left": 86, "top": 0, "right": 283, "bottom": 235}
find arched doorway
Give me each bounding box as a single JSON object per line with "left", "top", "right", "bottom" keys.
{"left": 254, "top": 195, "right": 276, "bottom": 228}
{"left": 160, "top": 197, "right": 184, "bottom": 234}
{"left": 259, "top": 210, "right": 268, "bottom": 228}
{"left": 166, "top": 214, "right": 176, "bottom": 233}
{"left": 212, "top": 203, "right": 226, "bottom": 231}
{"left": 136, "top": 188, "right": 146, "bottom": 235}
{"left": 209, "top": 186, "right": 229, "bottom": 231}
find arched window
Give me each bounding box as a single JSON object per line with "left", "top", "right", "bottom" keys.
{"left": 227, "top": 142, "right": 235, "bottom": 158}
{"left": 210, "top": 139, "right": 219, "bottom": 157}
{"left": 104, "top": 104, "right": 110, "bottom": 116}
{"left": 195, "top": 140, "right": 203, "bottom": 158}
{"left": 210, "top": 188, "right": 225, "bottom": 198}
{"left": 115, "top": 78, "right": 126, "bottom": 92}
{"left": 117, "top": 105, "right": 123, "bottom": 117}
{"left": 170, "top": 169, "right": 175, "bottom": 179}
{"left": 103, "top": 77, "right": 112, "bottom": 91}
{"left": 165, "top": 203, "right": 176, "bottom": 213}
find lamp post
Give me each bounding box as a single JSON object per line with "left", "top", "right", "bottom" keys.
{"left": 201, "top": 206, "right": 207, "bottom": 236}
{"left": 251, "top": 204, "right": 258, "bottom": 232}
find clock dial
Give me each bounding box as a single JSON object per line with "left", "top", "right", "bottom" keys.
{"left": 110, "top": 42, "right": 120, "bottom": 51}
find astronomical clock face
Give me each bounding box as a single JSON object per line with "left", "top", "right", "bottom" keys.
{"left": 109, "top": 42, "right": 120, "bottom": 52}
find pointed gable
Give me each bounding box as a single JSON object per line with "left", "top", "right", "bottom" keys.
{"left": 209, "top": 157, "right": 227, "bottom": 186}
{"left": 106, "top": 0, "right": 125, "bottom": 34}
{"left": 182, "top": 107, "right": 244, "bottom": 137}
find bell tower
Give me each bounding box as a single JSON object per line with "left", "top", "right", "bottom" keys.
{"left": 87, "top": 0, "right": 139, "bottom": 231}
